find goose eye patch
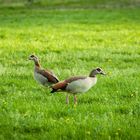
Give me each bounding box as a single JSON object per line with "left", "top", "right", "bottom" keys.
{"left": 97, "top": 68, "right": 101, "bottom": 71}
{"left": 30, "top": 55, "right": 35, "bottom": 57}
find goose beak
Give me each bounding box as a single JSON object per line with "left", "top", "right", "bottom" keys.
{"left": 101, "top": 71, "right": 106, "bottom": 75}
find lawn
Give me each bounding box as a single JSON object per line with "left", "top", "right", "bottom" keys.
{"left": 0, "top": 3, "right": 140, "bottom": 140}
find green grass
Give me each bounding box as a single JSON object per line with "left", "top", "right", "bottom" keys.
{"left": 0, "top": 0, "right": 140, "bottom": 8}
{"left": 0, "top": 5, "right": 140, "bottom": 140}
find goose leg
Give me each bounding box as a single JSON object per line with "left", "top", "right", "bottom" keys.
{"left": 74, "top": 95, "right": 77, "bottom": 105}
{"left": 66, "top": 94, "right": 69, "bottom": 104}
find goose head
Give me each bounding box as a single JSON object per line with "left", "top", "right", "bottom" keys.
{"left": 29, "top": 54, "right": 39, "bottom": 62}
{"left": 89, "top": 67, "right": 106, "bottom": 77}
{"left": 29, "top": 54, "right": 40, "bottom": 67}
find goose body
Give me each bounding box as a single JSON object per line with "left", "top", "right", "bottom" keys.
{"left": 66, "top": 77, "right": 97, "bottom": 94}
{"left": 29, "top": 55, "right": 59, "bottom": 87}
{"left": 34, "top": 70, "right": 48, "bottom": 86}
{"left": 51, "top": 67, "right": 105, "bottom": 104}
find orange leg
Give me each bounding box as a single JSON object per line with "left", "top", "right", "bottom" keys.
{"left": 74, "top": 95, "right": 77, "bottom": 105}
{"left": 66, "top": 94, "right": 69, "bottom": 104}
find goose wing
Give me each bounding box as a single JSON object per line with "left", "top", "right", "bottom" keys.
{"left": 51, "top": 76, "right": 86, "bottom": 93}
{"left": 37, "top": 69, "right": 59, "bottom": 84}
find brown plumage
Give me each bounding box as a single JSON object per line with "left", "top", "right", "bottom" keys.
{"left": 37, "top": 69, "right": 59, "bottom": 84}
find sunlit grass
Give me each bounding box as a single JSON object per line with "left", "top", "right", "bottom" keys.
{"left": 0, "top": 6, "right": 140, "bottom": 140}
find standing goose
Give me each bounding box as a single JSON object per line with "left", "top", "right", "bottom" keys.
{"left": 29, "top": 54, "right": 59, "bottom": 87}
{"left": 51, "top": 67, "right": 105, "bottom": 104}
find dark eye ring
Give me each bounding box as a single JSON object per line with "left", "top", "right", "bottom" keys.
{"left": 97, "top": 68, "right": 101, "bottom": 71}
{"left": 30, "top": 55, "right": 34, "bottom": 57}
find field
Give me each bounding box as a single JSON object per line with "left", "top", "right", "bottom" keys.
{"left": 0, "top": 2, "right": 140, "bottom": 140}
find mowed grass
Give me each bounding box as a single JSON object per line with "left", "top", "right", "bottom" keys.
{"left": 0, "top": 0, "right": 140, "bottom": 8}
{"left": 0, "top": 6, "right": 140, "bottom": 140}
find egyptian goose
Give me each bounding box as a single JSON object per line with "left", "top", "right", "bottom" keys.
{"left": 29, "top": 54, "right": 59, "bottom": 87}
{"left": 51, "top": 68, "right": 105, "bottom": 104}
